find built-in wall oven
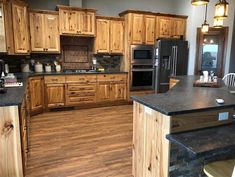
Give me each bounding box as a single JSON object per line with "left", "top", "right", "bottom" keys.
{"left": 131, "top": 65, "right": 155, "bottom": 90}
{"left": 130, "top": 45, "right": 155, "bottom": 90}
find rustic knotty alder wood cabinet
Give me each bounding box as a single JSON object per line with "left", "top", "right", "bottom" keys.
{"left": 156, "top": 16, "right": 187, "bottom": 39}
{"left": 57, "top": 5, "right": 96, "bottom": 36}
{"left": 28, "top": 77, "right": 44, "bottom": 115}
{"left": 29, "top": 10, "right": 60, "bottom": 53}
{"left": 0, "top": 0, "right": 30, "bottom": 54}
{"left": 95, "top": 16, "right": 124, "bottom": 54}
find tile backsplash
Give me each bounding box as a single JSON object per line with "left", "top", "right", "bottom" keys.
{"left": 95, "top": 56, "right": 121, "bottom": 71}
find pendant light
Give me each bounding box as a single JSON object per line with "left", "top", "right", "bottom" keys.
{"left": 191, "top": 0, "right": 209, "bottom": 6}
{"left": 201, "top": 5, "right": 209, "bottom": 33}
{"left": 213, "top": 18, "right": 224, "bottom": 28}
{"left": 214, "top": 0, "right": 229, "bottom": 19}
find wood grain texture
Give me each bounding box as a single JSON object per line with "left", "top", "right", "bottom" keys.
{"left": 0, "top": 106, "right": 23, "bottom": 177}
{"left": 26, "top": 105, "right": 133, "bottom": 177}
{"left": 133, "top": 102, "right": 171, "bottom": 177}
{"left": 0, "top": 2, "right": 7, "bottom": 52}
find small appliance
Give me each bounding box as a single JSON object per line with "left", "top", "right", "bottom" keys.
{"left": 131, "top": 45, "right": 154, "bottom": 65}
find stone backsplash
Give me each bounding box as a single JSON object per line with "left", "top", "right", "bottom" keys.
{"left": 169, "top": 144, "right": 235, "bottom": 177}
{"left": 95, "top": 55, "right": 121, "bottom": 71}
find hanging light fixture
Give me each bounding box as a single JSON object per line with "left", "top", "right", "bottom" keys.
{"left": 191, "top": 0, "right": 209, "bottom": 6}
{"left": 213, "top": 18, "right": 224, "bottom": 28}
{"left": 201, "top": 5, "right": 209, "bottom": 33}
{"left": 214, "top": 0, "right": 229, "bottom": 19}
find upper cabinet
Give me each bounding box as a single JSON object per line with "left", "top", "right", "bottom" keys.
{"left": 12, "top": 2, "right": 30, "bottom": 54}
{"left": 29, "top": 10, "right": 60, "bottom": 53}
{"left": 0, "top": 3, "right": 7, "bottom": 53}
{"left": 57, "top": 5, "right": 96, "bottom": 36}
{"left": 95, "top": 17, "right": 124, "bottom": 55}
{"left": 131, "top": 14, "right": 155, "bottom": 45}
{"left": 0, "top": 1, "right": 30, "bottom": 54}
{"left": 156, "top": 16, "right": 187, "bottom": 39}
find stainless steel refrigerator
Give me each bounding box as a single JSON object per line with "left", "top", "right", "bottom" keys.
{"left": 154, "top": 39, "right": 189, "bottom": 93}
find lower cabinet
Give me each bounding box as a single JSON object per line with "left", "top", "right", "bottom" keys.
{"left": 28, "top": 77, "right": 44, "bottom": 115}
{"left": 110, "top": 83, "right": 127, "bottom": 101}
{"left": 45, "top": 84, "right": 65, "bottom": 108}
{"left": 97, "top": 82, "right": 112, "bottom": 102}
{"left": 66, "top": 84, "right": 96, "bottom": 105}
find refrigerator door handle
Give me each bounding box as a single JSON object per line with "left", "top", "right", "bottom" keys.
{"left": 175, "top": 46, "right": 178, "bottom": 76}
{"left": 171, "top": 46, "right": 175, "bottom": 76}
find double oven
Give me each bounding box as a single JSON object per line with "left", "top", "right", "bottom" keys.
{"left": 130, "top": 45, "right": 155, "bottom": 91}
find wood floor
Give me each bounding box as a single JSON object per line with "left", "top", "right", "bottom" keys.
{"left": 26, "top": 105, "right": 133, "bottom": 177}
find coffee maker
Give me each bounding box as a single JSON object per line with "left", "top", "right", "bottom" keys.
{"left": 0, "top": 59, "right": 7, "bottom": 93}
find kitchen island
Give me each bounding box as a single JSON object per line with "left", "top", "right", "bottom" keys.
{"left": 131, "top": 76, "right": 235, "bottom": 177}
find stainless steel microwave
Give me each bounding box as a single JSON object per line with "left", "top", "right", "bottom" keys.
{"left": 131, "top": 45, "right": 154, "bottom": 65}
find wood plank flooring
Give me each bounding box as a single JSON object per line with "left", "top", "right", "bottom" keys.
{"left": 26, "top": 105, "right": 133, "bottom": 177}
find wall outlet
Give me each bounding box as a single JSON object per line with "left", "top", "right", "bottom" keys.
{"left": 218, "top": 112, "right": 229, "bottom": 121}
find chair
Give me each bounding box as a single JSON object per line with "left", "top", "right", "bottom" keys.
{"left": 204, "top": 159, "right": 235, "bottom": 177}
{"left": 222, "top": 73, "right": 235, "bottom": 87}
{"left": 223, "top": 73, "right": 235, "bottom": 119}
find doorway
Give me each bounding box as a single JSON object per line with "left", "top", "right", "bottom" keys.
{"left": 195, "top": 27, "right": 228, "bottom": 77}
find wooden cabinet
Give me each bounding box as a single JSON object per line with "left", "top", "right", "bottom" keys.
{"left": 130, "top": 14, "right": 156, "bottom": 45}
{"left": 45, "top": 84, "right": 65, "bottom": 108}
{"left": 28, "top": 77, "right": 44, "bottom": 115}
{"left": 110, "top": 20, "right": 124, "bottom": 54}
{"left": 95, "top": 18, "right": 110, "bottom": 53}
{"left": 97, "top": 74, "right": 127, "bottom": 102}
{"left": 58, "top": 5, "right": 96, "bottom": 36}
{"left": 171, "top": 17, "right": 186, "bottom": 38}
{"left": 29, "top": 10, "right": 60, "bottom": 53}
{"left": 156, "top": 16, "right": 186, "bottom": 39}
{"left": 131, "top": 14, "right": 144, "bottom": 44}
{"left": 79, "top": 11, "right": 95, "bottom": 35}
{"left": 0, "top": 3, "right": 7, "bottom": 53}
{"left": 145, "top": 15, "right": 156, "bottom": 44}
{"left": 44, "top": 76, "right": 65, "bottom": 108}
{"left": 95, "top": 17, "right": 124, "bottom": 54}
{"left": 12, "top": 2, "right": 30, "bottom": 54}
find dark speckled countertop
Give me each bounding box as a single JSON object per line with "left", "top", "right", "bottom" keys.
{"left": 132, "top": 76, "right": 235, "bottom": 116}
{"left": 166, "top": 122, "right": 235, "bottom": 156}
{"left": 0, "top": 71, "right": 127, "bottom": 107}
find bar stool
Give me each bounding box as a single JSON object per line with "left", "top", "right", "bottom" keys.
{"left": 203, "top": 159, "right": 235, "bottom": 177}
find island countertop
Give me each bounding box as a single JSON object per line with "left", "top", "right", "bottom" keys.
{"left": 131, "top": 76, "right": 235, "bottom": 116}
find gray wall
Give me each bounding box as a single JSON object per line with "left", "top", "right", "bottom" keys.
{"left": 229, "top": 13, "right": 235, "bottom": 72}
{"left": 27, "top": 0, "right": 69, "bottom": 10}
{"left": 174, "top": 0, "right": 235, "bottom": 75}
{"left": 82, "top": 0, "right": 178, "bottom": 16}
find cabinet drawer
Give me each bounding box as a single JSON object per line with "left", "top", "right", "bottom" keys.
{"left": 66, "top": 75, "right": 97, "bottom": 83}
{"left": 67, "top": 96, "right": 96, "bottom": 104}
{"left": 67, "top": 84, "right": 96, "bottom": 91}
{"left": 68, "top": 91, "right": 96, "bottom": 97}
{"left": 97, "top": 74, "right": 127, "bottom": 82}
{"left": 44, "top": 76, "right": 66, "bottom": 83}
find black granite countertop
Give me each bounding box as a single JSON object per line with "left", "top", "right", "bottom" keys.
{"left": 166, "top": 122, "right": 235, "bottom": 156}
{"left": 0, "top": 71, "right": 127, "bottom": 107}
{"left": 132, "top": 76, "right": 235, "bottom": 115}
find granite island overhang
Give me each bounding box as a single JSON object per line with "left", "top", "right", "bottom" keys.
{"left": 131, "top": 75, "right": 235, "bottom": 177}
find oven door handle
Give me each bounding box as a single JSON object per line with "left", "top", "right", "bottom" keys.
{"left": 132, "top": 69, "right": 155, "bottom": 72}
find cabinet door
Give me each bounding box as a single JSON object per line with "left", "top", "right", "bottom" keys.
{"left": 171, "top": 18, "right": 186, "bottom": 38}
{"left": 46, "top": 84, "right": 65, "bottom": 108}
{"left": 59, "top": 9, "right": 77, "bottom": 34}
{"left": 110, "top": 20, "right": 124, "bottom": 54}
{"left": 95, "top": 19, "right": 110, "bottom": 53}
{"left": 156, "top": 16, "right": 172, "bottom": 39}
{"left": 79, "top": 11, "right": 95, "bottom": 36}
{"left": 12, "top": 3, "right": 30, "bottom": 53}
{"left": 145, "top": 15, "right": 155, "bottom": 45}
{"left": 29, "top": 77, "right": 44, "bottom": 114}
{"left": 44, "top": 14, "right": 60, "bottom": 52}
{"left": 29, "top": 12, "right": 45, "bottom": 52}
{"left": 131, "top": 14, "right": 144, "bottom": 44}
{"left": 97, "top": 83, "right": 111, "bottom": 101}
{"left": 0, "top": 3, "right": 7, "bottom": 52}
{"left": 110, "top": 83, "right": 127, "bottom": 101}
